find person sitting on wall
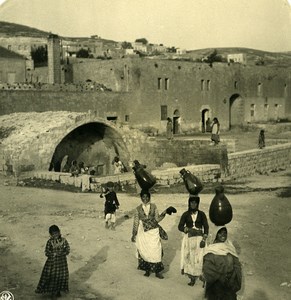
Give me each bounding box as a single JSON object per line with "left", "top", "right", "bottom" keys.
{"left": 70, "top": 160, "right": 79, "bottom": 177}
{"left": 112, "top": 156, "right": 127, "bottom": 174}
{"left": 78, "top": 161, "right": 88, "bottom": 174}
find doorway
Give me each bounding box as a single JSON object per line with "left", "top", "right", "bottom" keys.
{"left": 229, "top": 94, "right": 244, "bottom": 129}
{"left": 173, "top": 109, "right": 181, "bottom": 134}
{"left": 201, "top": 109, "right": 211, "bottom": 133}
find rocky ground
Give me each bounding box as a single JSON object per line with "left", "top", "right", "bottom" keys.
{"left": 0, "top": 168, "right": 291, "bottom": 300}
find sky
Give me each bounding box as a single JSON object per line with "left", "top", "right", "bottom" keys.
{"left": 0, "top": 0, "right": 291, "bottom": 52}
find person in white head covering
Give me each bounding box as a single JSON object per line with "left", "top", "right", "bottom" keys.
{"left": 201, "top": 226, "right": 242, "bottom": 300}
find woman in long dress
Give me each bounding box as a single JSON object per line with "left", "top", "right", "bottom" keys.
{"left": 178, "top": 196, "right": 209, "bottom": 286}
{"left": 131, "top": 190, "right": 168, "bottom": 279}
{"left": 35, "top": 225, "right": 70, "bottom": 298}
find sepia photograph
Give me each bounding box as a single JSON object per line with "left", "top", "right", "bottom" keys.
{"left": 0, "top": 0, "right": 291, "bottom": 299}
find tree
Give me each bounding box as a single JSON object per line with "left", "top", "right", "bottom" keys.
{"left": 135, "top": 38, "right": 148, "bottom": 45}
{"left": 204, "top": 49, "right": 223, "bottom": 64}
{"left": 76, "top": 48, "right": 90, "bottom": 58}
{"left": 121, "top": 41, "right": 133, "bottom": 49}
{"left": 31, "top": 45, "right": 48, "bottom": 66}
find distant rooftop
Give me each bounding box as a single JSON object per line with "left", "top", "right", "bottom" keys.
{"left": 0, "top": 45, "right": 25, "bottom": 59}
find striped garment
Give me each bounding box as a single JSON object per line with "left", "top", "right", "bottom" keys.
{"left": 35, "top": 236, "right": 70, "bottom": 295}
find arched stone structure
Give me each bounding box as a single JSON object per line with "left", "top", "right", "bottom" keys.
{"left": 229, "top": 94, "right": 244, "bottom": 129}
{"left": 200, "top": 105, "right": 212, "bottom": 133}
{"left": 0, "top": 111, "right": 130, "bottom": 175}
{"left": 173, "top": 109, "right": 181, "bottom": 134}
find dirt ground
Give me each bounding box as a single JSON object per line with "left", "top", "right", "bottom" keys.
{"left": 0, "top": 167, "right": 291, "bottom": 300}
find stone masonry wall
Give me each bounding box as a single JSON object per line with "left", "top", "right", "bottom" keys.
{"left": 228, "top": 143, "right": 291, "bottom": 178}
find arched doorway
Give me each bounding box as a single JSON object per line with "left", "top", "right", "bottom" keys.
{"left": 229, "top": 94, "right": 244, "bottom": 129}
{"left": 173, "top": 109, "right": 181, "bottom": 134}
{"left": 201, "top": 108, "right": 211, "bottom": 133}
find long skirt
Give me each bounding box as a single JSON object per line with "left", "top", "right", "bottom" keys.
{"left": 180, "top": 234, "right": 204, "bottom": 278}
{"left": 35, "top": 255, "right": 69, "bottom": 294}
{"left": 135, "top": 222, "right": 164, "bottom": 273}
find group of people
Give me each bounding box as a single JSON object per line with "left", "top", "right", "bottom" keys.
{"left": 130, "top": 189, "right": 242, "bottom": 299}
{"left": 35, "top": 184, "right": 242, "bottom": 299}
{"left": 167, "top": 116, "right": 221, "bottom": 146}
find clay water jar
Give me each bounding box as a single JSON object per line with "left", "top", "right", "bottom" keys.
{"left": 209, "top": 185, "right": 233, "bottom": 226}
{"left": 132, "top": 160, "right": 156, "bottom": 190}
{"left": 180, "top": 168, "right": 203, "bottom": 195}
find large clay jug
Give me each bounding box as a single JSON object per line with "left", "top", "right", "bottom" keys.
{"left": 209, "top": 185, "right": 233, "bottom": 226}
{"left": 132, "top": 160, "right": 156, "bottom": 190}
{"left": 180, "top": 168, "right": 203, "bottom": 195}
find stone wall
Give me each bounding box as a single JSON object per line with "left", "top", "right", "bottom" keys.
{"left": 228, "top": 143, "right": 291, "bottom": 178}
{"left": 33, "top": 163, "right": 221, "bottom": 192}
{"left": 0, "top": 89, "right": 125, "bottom": 116}
{"left": 32, "top": 142, "right": 291, "bottom": 191}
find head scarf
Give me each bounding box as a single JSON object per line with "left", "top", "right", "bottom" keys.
{"left": 188, "top": 195, "right": 200, "bottom": 212}
{"left": 204, "top": 226, "right": 238, "bottom": 257}
{"left": 140, "top": 189, "right": 151, "bottom": 199}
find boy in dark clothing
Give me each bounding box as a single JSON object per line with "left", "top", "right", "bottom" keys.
{"left": 100, "top": 181, "right": 120, "bottom": 230}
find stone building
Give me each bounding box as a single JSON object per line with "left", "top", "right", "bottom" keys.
{"left": 67, "top": 57, "right": 291, "bottom": 132}
{"left": 227, "top": 53, "right": 247, "bottom": 64}
{"left": 0, "top": 45, "right": 26, "bottom": 83}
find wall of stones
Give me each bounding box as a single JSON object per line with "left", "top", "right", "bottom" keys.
{"left": 30, "top": 142, "right": 291, "bottom": 192}
{"left": 227, "top": 143, "right": 291, "bottom": 178}
{"left": 0, "top": 89, "right": 126, "bottom": 117}
{"left": 33, "top": 164, "right": 221, "bottom": 192}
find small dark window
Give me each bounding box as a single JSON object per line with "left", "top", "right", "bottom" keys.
{"left": 165, "top": 78, "right": 169, "bottom": 90}
{"left": 201, "top": 79, "right": 205, "bottom": 91}
{"left": 207, "top": 80, "right": 211, "bottom": 91}
{"left": 250, "top": 104, "right": 255, "bottom": 117}
{"left": 107, "top": 116, "right": 117, "bottom": 124}
{"left": 257, "top": 82, "right": 262, "bottom": 94}
{"left": 125, "top": 115, "right": 129, "bottom": 122}
{"left": 158, "top": 78, "right": 162, "bottom": 90}
{"left": 161, "top": 105, "right": 167, "bottom": 120}
{"left": 234, "top": 81, "right": 238, "bottom": 89}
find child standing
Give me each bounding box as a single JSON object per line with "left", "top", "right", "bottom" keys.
{"left": 100, "top": 181, "right": 120, "bottom": 230}
{"left": 35, "top": 225, "right": 70, "bottom": 298}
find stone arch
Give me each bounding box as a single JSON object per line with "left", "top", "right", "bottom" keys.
{"left": 0, "top": 111, "right": 130, "bottom": 175}
{"left": 50, "top": 121, "right": 129, "bottom": 175}
{"left": 229, "top": 94, "right": 244, "bottom": 129}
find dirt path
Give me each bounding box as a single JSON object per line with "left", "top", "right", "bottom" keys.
{"left": 0, "top": 170, "right": 291, "bottom": 300}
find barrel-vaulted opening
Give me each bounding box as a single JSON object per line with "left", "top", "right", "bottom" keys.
{"left": 49, "top": 122, "right": 129, "bottom": 175}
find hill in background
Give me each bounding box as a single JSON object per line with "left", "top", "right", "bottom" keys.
{"left": 0, "top": 21, "right": 118, "bottom": 45}
{"left": 1, "top": 20, "right": 291, "bottom": 67}
{"left": 0, "top": 21, "right": 50, "bottom": 37}
{"left": 185, "top": 47, "right": 291, "bottom": 67}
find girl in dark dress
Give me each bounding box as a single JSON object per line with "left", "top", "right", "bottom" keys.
{"left": 35, "top": 225, "right": 70, "bottom": 298}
